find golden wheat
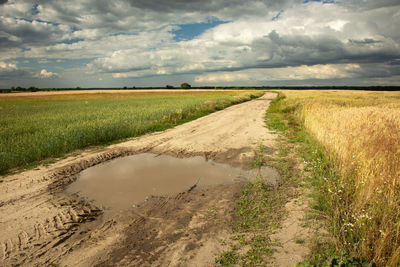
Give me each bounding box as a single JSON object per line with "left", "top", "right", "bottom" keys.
{"left": 280, "top": 90, "right": 400, "bottom": 266}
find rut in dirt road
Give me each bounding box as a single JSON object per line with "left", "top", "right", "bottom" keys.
{"left": 0, "top": 93, "right": 279, "bottom": 266}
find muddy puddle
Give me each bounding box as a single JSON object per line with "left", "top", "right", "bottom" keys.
{"left": 66, "top": 153, "right": 249, "bottom": 217}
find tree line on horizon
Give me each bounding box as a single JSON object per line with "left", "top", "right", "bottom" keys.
{"left": 1, "top": 85, "right": 400, "bottom": 93}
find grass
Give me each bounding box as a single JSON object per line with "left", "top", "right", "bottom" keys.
{"left": 215, "top": 249, "right": 239, "bottom": 265}
{"left": 215, "top": 138, "right": 300, "bottom": 265}
{"left": 268, "top": 90, "right": 400, "bottom": 267}
{"left": 215, "top": 177, "right": 284, "bottom": 266}
{"left": 0, "top": 90, "right": 263, "bottom": 175}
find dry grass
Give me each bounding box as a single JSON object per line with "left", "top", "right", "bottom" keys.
{"left": 278, "top": 90, "right": 400, "bottom": 266}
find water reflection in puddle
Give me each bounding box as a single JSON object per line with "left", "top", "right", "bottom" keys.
{"left": 66, "top": 153, "right": 248, "bottom": 215}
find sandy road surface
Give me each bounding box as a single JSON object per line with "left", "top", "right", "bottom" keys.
{"left": 0, "top": 93, "right": 277, "bottom": 266}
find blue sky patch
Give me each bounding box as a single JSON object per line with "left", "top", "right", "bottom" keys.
{"left": 58, "top": 38, "right": 84, "bottom": 45}
{"left": 109, "top": 32, "right": 138, "bottom": 37}
{"left": 31, "top": 4, "right": 39, "bottom": 15}
{"left": 272, "top": 10, "right": 283, "bottom": 21}
{"left": 172, "top": 18, "right": 229, "bottom": 41}
{"left": 71, "top": 26, "right": 82, "bottom": 32}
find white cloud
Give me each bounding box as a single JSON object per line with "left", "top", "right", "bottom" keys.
{"left": 37, "top": 69, "right": 60, "bottom": 78}
{"left": 0, "top": 61, "right": 18, "bottom": 70}
{"left": 77, "top": 1, "right": 400, "bottom": 82}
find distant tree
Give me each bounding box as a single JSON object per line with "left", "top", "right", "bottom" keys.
{"left": 166, "top": 85, "right": 174, "bottom": 89}
{"left": 123, "top": 86, "right": 127, "bottom": 89}
{"left": 76, "top": 86, "right": 81, "bottom": 90}
{"left": 180, "top": 83, "right": 191, "bottom": 89}
{"left": 11, "top": 86, "right": 15, "bottom": 91}
{"left": 28, "top": 86, "right": 38, "bottom": 92}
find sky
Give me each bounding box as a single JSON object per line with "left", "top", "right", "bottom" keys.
{"left": 0, "top": 0, "right": 399, "bottom": 88}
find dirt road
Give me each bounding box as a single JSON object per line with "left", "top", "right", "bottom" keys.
{"left": 0, "top": 92, "right": 277, "bottom": 266}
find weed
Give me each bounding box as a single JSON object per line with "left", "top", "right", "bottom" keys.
{"left": 215, "top": 249, "right": 238, "bottom": 266}
{"left": 278, "top": 147, "right": 289, "bottom": 157}
{"left": 297, "top": 253, "right": 376, "bottom": 267}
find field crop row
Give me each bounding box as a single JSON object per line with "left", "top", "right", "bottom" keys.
{"left": 272, "top": 90, "right": 400, "bottom": 266}
{"left": 0, "top": 90, "right": 262, "bottom": 174}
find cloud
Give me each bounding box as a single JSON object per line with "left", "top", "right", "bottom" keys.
{"left": 0, "top": 0, "right": 399, "bottom": 87}
{"left": 84, "top": 12, "right": 400, "bottom": 80}
{"left": 125, "top": 0, "right": 295, "bottom": 17}
{"left": 346, "top": 0, "right": 400, "bottom": 10}
{"left": 195, "top": 72, "right": 249, "bottom": 83}
{"left": 0, "top": 16, "right": 73, "bottom": 49}
{"left": 195, "top": 64, "right": 362, "bottom": 83}
{"left": 37, "top": 69, "right": 60, "bottom": 78}
{"left": 0, "top": 61, "right": 31, "bottom": 81}
{"left": 0, "top": 61, "right": 17, "bottom": 71}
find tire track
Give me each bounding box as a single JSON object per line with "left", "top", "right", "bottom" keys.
{"left": 0, "top": 192, "right": 103, "bottom": 266}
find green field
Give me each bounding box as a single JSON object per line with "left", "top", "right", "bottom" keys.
{"left": 0, "top": 90, "right": 263, "bottom": 174}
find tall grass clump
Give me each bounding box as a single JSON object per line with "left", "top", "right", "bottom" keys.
{"left": 274, "top": 90, "right": 400, "bottom": 266}
{"left": 0, "top": 91, "right": 262, "bottom": 174}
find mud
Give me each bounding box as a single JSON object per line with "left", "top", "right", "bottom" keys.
{"left": 0, "top": 92, "right": 277, "bottom": 266}
{"left": 66, "top": 153, "right": 248, "bottom": 218}
{"left": 94, "top": 182, "right": 245, "bottom": 267}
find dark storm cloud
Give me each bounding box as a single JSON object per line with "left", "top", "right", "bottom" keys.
{"left": 22, "top": 0, "right": 295, "bottom": 37}
{"left": 0, "top": 18, "right": 70, "bottom": 47}
{"left": 350, "top": 64, "right": 400, "bottom": 79}
{"left": 348, "top": 39, "right": 382, "bottom": 45}
{"left": 197, "top": 31, "right": 399, "bottom": 73}
{"left": 0, "top": 37, "right": 17, "bottom": 50}
{"left": 126, "top": 0, "right": 292, "bottom": 13}
{"left": 267, "top": 32, "right": 398, "bottom": 65}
